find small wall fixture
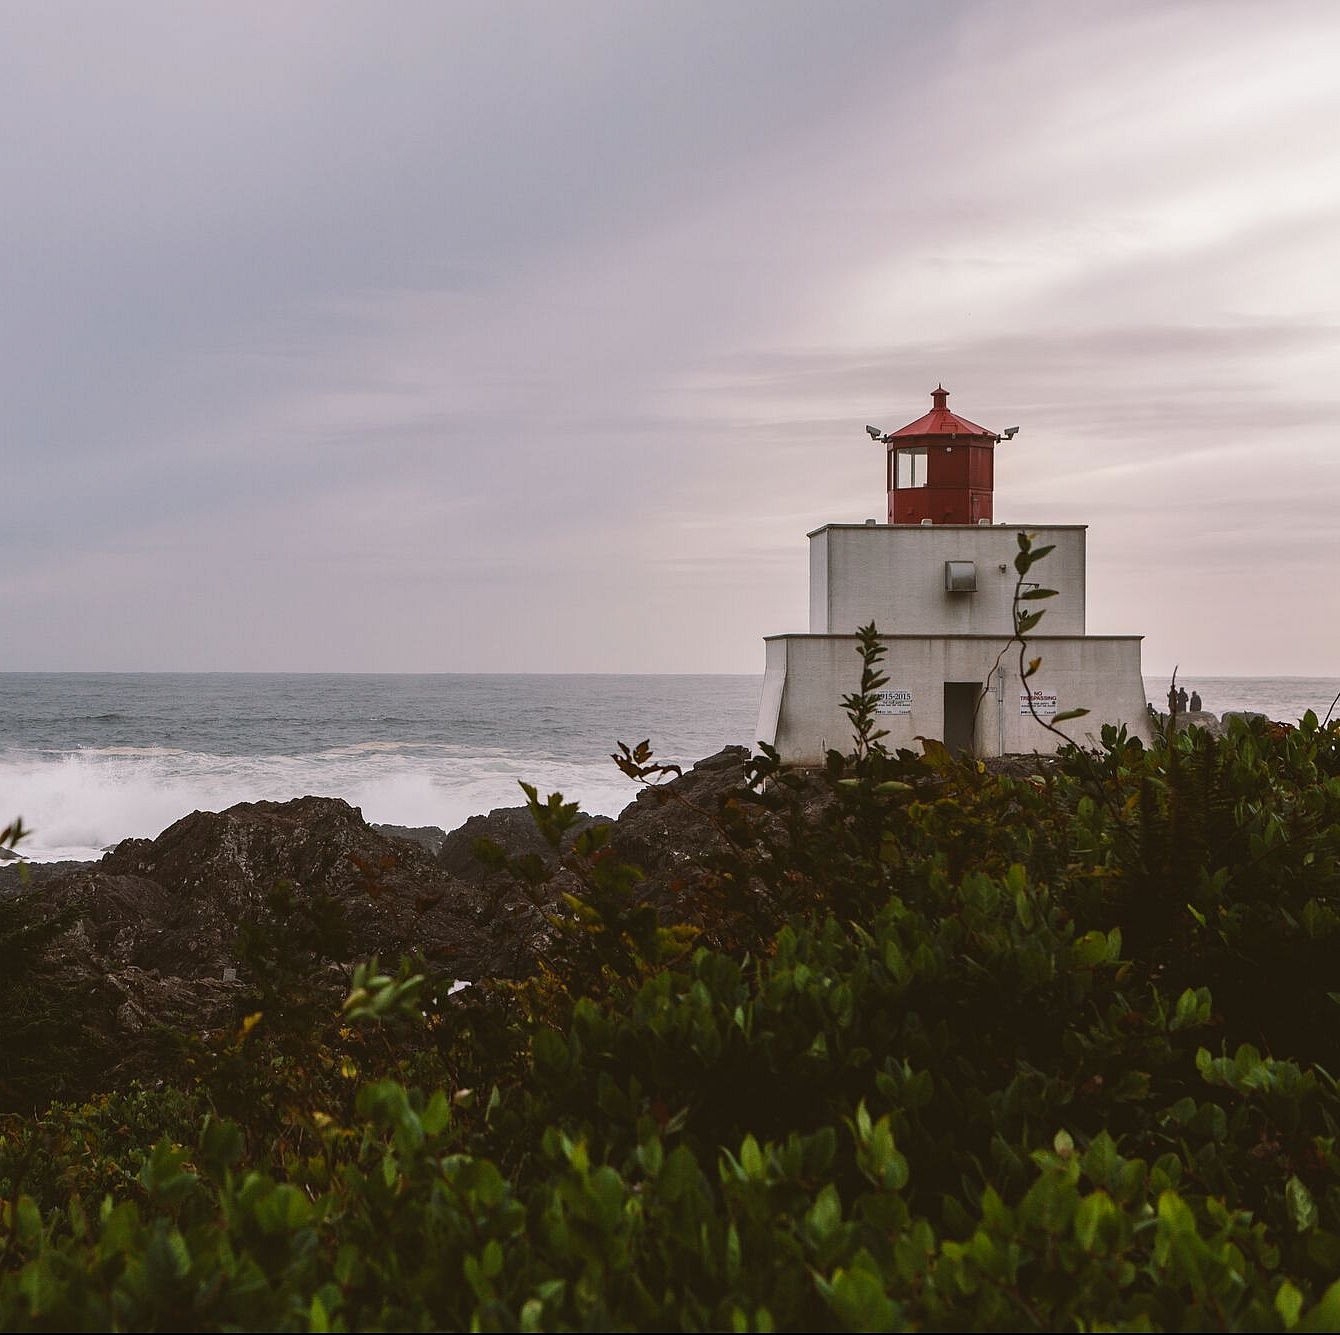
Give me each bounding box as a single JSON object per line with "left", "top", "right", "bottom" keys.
{"left": 945, "top": 560, "right": 977, "bottom": 593}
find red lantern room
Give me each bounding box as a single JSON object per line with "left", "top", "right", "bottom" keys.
{"left": 876, "top": 386, "right": 1005, "bottom": 525}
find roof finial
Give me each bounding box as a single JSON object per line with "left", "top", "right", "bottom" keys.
{"left": 932, "top": 384, "right": 949, "bottom": 409}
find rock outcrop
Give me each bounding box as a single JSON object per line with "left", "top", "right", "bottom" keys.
{"left": 610, "top": 746, "right": 753, "bottom": 886}
{"left": 1168, "top": 710, "right": 1226, "bottom": 738}
{"left": 435, "top": 748, "right": 757, "bottom": 885}
{"left": 2, "top": 798, "right": 526, "bottom": 1093}
{"left": 372, "top": 823, "right": 449, "bottom": 857}
{"left": 4, "top": 751, "right": 759, "bottom": 1086}
{"left": 437, "top": 806, "right": 613, "bottom": 885}
{"left": 0, "top": 859, "right": 96, "bottom": 896}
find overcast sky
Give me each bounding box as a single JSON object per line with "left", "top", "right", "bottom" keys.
{"left": 3, "top": 0, "right": 1338, "bottom": 676}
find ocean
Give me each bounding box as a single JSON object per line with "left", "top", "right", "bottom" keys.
{"left": 2, "top": 673, "right": 1337, "bottom": 863}
{"left": 0, "top": 674, "right": 762, "bottom": 863}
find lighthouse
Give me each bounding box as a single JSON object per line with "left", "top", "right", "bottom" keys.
{"left": 757, "top": 386, "right": 1149, "bottom": 760}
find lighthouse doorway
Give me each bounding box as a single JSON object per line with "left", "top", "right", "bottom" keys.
{"left": 942, "top": 682, "right": 979, "bottom": 755}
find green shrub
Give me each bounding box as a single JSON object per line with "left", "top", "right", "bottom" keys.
{"left": 5, "top": 641, "right": 1340, "bottom": 1328}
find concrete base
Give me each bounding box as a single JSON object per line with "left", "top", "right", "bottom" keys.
{"left": 758, "top": 632, "right": 1150, "bottom": 762}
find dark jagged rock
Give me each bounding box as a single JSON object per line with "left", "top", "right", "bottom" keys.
{"left": 6, "top": 759, "right": 762, "bottom": 1098}
{"left": 372, "top": 823, "right": 448, "bottom": 856}
{"left": 438, "top": 806, "right": 613, "bottom": 883}
{"left": 0, "top": 858, "right": 94, "bottom": 897}
{"left": 610, "top": 746, "right": 752, "bottom": 884}
{"left": 91, "top": 796, "right": 526, "bottom": 980}
{"left": 435, "top": 806, "right": 615, "bottom": 970}
{"left": 427, "top": 748, "right": 762, "bottom": 950}
{"left": 1, "top": 796, "right": 576, "bottom": 1094}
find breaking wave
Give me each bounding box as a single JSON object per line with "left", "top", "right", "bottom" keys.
{"left": 0, "top": 746, "right": 641, "bottom": 863}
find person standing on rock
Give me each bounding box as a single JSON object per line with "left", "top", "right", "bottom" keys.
{"left": 1177, "top": 686, "right": 1189, "bottom": 712}
{"left": 1189, "top": 689, "right": 1202, "bottom": 712}
{"left": 1167, "top": 686, "right": 1178, "bottom": 713}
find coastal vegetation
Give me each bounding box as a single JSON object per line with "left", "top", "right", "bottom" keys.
{"left": 4, "top": 627, "right": 1340, "bottom": 1325}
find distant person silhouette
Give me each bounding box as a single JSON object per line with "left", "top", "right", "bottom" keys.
{"left": 1167, "top": 686, "right": 1178, "bottom": 713}
{"left": 1189, "top": 690, "right": 1202, "bottom": 712}
{"left": 1177, "top": 686, "right": 1189, "bottom": 712}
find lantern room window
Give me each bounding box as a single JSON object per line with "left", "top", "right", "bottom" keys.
{"left": 895, "top": 447, "right": 928, "bottom": 489}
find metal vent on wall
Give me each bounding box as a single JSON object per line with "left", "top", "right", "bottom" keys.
{"left": 944, "top": 560, "right": 977, "bottom": 593}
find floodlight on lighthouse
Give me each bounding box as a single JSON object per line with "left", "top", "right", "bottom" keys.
{"left": 865, "top": 425, "right": 883, "bottom": 440}
{"left": 1001, "top": 426, "right": 1020, "bottom": 440}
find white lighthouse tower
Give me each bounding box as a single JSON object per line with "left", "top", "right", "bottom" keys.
{"left": 757, "top": 387, "right": 1149, "bottom": 761}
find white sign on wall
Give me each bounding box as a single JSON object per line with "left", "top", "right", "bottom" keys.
{"left": 1021, "top": 690, "right": 1058, "bottom": 717}
{"left": 874, "top": 689, "right": 912, "bottom": 716}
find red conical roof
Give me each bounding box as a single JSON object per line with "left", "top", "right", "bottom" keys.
{"left": 887, "top": 385, "right": 995, "bottom": 439}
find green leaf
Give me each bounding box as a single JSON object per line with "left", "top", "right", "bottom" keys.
{"left": 1277, "top": 1280, "right": 1304, "bottom": 1330}
{"left": 255, "top": 1183, "right": 315, "bottom": 1234}
{"left": 740, "top": 1135, "right": 765, "bottom": 1180}
{"left": 726, "top": 1223, "right": 741, "bottom": 1281}
{"left": 1074, "top": 1191, "right": 1115, "bottom": 1253}
{"left": 807, "top": 1184, "right": 842, "bottom": 1240}
{"left": 310, "top": 1294, "right": 331, "bottom": 1333}
{"left": 15, "top": 1196, "right": 43, "bottom": 1245}
{"left": 819, "top": 1265, "right": 900, "bottom": 1332}
{"left": 1287, "top": 1175, "right": 1317, "bottom": 1233}
{"left": 1014, "top": 889, "right": 1034, "bottom": 929}
{"left": 1072, "top": 931, "right": 1113, "bottom": 968}
{"left": 146, "top": 1226, "right": 192, "bottom": 1285}
{"left": 1170, "top": 987, "right": 1212, "bottom": 1031}
{"left": 855, "top": 1101, "right": 873, "bottom": 1141}
{"left": 1155, "top": 1189, "right": 1196, "bottom": 1263}
{"left": 199, "top": 1116, "right": 244, "bottom": 1176}
{"left": 1298, "top": 1277, "right": 1340, "bottom": 1332}
{"left": 660, "top": 1146, "right": 702, "bottom": 1202}
{"left": 421, "top": 1090, "right": 451, "bottom": 1137}
{"left": 637, "top": 1135, "right": 663, "bottom": 1179}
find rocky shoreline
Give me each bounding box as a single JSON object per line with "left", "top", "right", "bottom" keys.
{"left": 0, "top": 748, "right": 754, "bottom": 1062}
{"left": 1157, "top": 708, "right": 1267, "bottom": 739}
{"left": 0, "top": 712, "right": 1272, "bottom": 1085}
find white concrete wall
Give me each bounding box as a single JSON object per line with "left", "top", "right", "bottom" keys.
{"left": 757, "top": 632, "right": 1149, "bottom": 763}
{"left": 808, "top": 524, "right": 1086, "bottom": 638}
{"left": 809, "top": 531, "right": 829, "bottom": 636}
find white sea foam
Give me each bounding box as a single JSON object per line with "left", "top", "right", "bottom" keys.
{"left": 0, "top": 672, "right": 758, "bottom": 862}
{"left": 69, "top": 745, "right": 195, "bottom": 759}
{"left": 0, "top": 747, "right": 640, "bottom": 862}
{"left": 4, "top": 671, "right": 1333, "bottom": 865}
{"left": 314, "top": 741, "right": 424, "bottom": 758}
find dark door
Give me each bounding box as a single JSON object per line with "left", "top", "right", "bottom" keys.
{"left": 943, "top": 682, "right": 978, "bottom": 755}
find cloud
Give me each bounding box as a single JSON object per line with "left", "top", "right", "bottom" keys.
{"left": 3, "top": 1, "right": 1339, "bottom": 673}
